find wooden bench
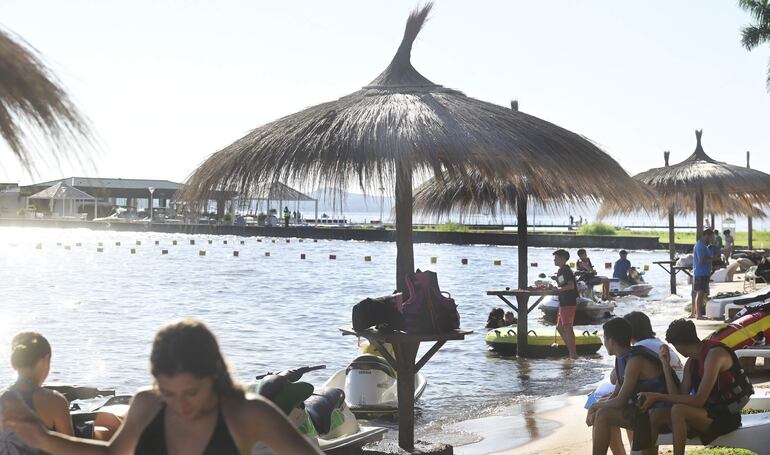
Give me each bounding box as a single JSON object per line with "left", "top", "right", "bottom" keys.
{"left": 629, "top": 412, "right": 770, "bottom": 454}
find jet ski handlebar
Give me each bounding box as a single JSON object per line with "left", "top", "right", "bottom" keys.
{"left": 255, "top": 365, "right": 326, "bottom": 381}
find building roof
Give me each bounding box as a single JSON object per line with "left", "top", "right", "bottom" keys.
{"left": 32, "top": 177, "right": 182, "bottom": 191}
{"left": 256, "top": 182, "right": 316, "bottom": 202}
{"left": 28, "top": 182, "right": 95, "bottom": 200}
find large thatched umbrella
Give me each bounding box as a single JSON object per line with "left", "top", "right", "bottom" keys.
{"left": 598, "top": 131, "right": 770, "bottom": 293}
{"left": 181, "top": 3, "right": 638, "bottom": 293}
{"left": 0, "top": 29, "right": 91, "bottom": 171}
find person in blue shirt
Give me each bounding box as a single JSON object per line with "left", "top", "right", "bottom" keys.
{"left": 613, "top": 250, "right": 632, "bottom": 280}
{"left": 691, "top": 229, "right": 714, "bottom": 319}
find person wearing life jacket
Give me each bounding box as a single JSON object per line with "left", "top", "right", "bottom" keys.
{"left": 0, "top": 332, "right": 73, "bottom": 454}
{"left": 601, "top": 312, "right": 685, "bottom": 455}
{"left": 638, "top": 319, "right": 754, "bottom": 455}
{"left": 587, "top": 318, "right": 669, "bottom": 455}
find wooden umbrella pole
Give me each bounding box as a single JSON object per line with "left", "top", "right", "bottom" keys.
{"left": 664, "top": 152, "right": 676, "bottom": 294}
{"left": 748, "top": 151, "right": 754, "bottom": 250}
{"left": 517, "top": 194, "right": 528, "bottom": 289}
{"left": 696, "top": 187, "right": 704, "bottom": 241}
{"left": 395, "top": 165, "right": 415, "bottom": 293}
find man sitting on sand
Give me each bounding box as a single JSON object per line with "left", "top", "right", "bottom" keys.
{"left": 613, "top": 250, "right": 631, "bottom": 281}
{"left": 552, "top": 249, "right": 578, "bottom": 359}
{"left": 576, "top": 248, "right": 611, "bottom": 300}
{"left": 587, "top": 318, "right": 669, "bottom": 455}
{"left": 638, "top": 319, "right": 753, "bottom": 455}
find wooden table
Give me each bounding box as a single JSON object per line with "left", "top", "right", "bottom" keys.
{"left": 486, "top": 289, "right": 559, "bottom": 357}
{"left": 339, "top": 325, "right": 472, "bottom": 452}
{"left": 653, "top": 260, "right": 693, "bottom": 278}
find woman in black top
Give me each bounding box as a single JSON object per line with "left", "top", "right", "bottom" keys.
{"left": 4, "top": 319, "right": 320, "bottom": 455}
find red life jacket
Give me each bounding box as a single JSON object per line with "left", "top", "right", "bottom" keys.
{"left": 690, "top": 340, "right": 753, "bottom": 415}
{"left": 708, "top": 310, "right": 770, "bottom": 350}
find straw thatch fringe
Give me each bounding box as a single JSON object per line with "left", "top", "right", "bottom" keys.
{"left": 414, "top": 170, "right": 656, "bottom": 218}
{"left": 0, "top": 29, "right": 91, "bottom": 172}
{"left": 179, "top": 3, "right": 639, "bottom": 207}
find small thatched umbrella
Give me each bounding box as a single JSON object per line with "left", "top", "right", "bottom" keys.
{"left": 0, "top": 29, "right": 91, "bottom": 171}
{"left": 181, "top": 3, "right": 639, "bottom": 294}
{"left": 414, "top": 163, "right": 653, "bottom": 289}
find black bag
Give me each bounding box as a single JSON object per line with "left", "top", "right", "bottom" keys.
{"left": 352, "top": 293, "right": 405, "bottom": 332}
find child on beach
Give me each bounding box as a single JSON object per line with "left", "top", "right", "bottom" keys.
{"left": 3, "top": 319, "right": 321, "bottom": 455}
{"left": 552, "top": 249, "right": 578, "bottom": 359}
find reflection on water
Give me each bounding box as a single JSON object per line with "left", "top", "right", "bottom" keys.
{"left": 0, "top": 227, "right": 685, "bottom": 432}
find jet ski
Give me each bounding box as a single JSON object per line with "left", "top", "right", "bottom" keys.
{"left": 323, "top": 342, "right": 427, "bottom": 416}
{"left": 45, "top": 384, "right": 130, "bottom": 440}
{"left": 539, "top": 296, "right": 616, "bottom": 325}
{"left": 250, "top": 365, "right": 386, "bottom": 453}
{"left": 610, "top": 268, "right": 653, "bottom": 298}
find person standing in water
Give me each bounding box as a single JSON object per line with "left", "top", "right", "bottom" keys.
{"left": 553, "top": 249, "right": 578, "bottom": 359}
{"left": 0, "top": 332, "right": 73, "bottom": 453}
{"left": 3, "top": 319, "right": 320, "bottom": 455}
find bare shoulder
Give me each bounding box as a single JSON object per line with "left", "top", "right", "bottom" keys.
{"left": 223, "top": 394, "right": 276, "bottom": 420}
{"left": 130, "top": 388, "right": 162, "bottom": 409}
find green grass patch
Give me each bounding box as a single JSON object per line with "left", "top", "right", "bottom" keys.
{"left": 415, "top": 222, "right": 470, "bottom": 233}
{"left": 621, "top": 230, "right": 770, "bottom": 246}
{"left": 577, "top": 222, "right": 618, "bottom": 236}
{"left": 658, "top": 449, "right": 757, "bottom": 455}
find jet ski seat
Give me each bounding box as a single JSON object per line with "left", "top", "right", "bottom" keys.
{"left": 306, "top": 388, "right": 346, "bottom": 435}
{"left": 346, "top": 354, "right": 396, "bottom": 378}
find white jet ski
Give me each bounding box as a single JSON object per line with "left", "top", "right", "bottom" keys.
{"left": 539, "top": 296, "right": 616, "bottom": 325}
{"left": 323, "top": 344, "right": 427, "bottom": 416}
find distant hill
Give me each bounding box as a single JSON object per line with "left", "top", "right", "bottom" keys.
{"left": 308, "top": 189, "right": 394, "bottom": 214}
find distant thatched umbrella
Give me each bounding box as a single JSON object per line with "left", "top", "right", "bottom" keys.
{"left": 597, "top": 132, "right": 770, "bottom": 293}
{"left": 600, "top": 131, "right": 770, "bottom": 238}
{"left": 182, "top": 3, "right": 642, "bottom": 293}
{"left": 0, "top": 29, "right": 91, "bottom": 171}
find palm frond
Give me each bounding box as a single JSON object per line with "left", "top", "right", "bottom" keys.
{"left": 0, "top": 29, "right": 92, "bottom": 173}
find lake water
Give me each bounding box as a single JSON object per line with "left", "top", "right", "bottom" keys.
{"left": 0, "top": 227, "right": 688, "bottom": 442}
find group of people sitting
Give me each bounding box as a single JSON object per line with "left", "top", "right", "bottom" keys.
{"left": 589, "top": 312, "right": 753, "bottom": 455}
{"left": 0, "top": 320, "right": 322, "bottom": 455}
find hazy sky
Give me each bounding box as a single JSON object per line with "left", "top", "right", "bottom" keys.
{"left": 1, "top": 0, "right": 768, "bottom": 187}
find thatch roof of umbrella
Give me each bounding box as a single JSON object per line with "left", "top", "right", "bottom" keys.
{"left": 0, "top": 29, "right": 91, "bottom": 171}
{"left": 634, "top": 130, "right": 770, "bottom": 203}
{"left": 597, "top": 130, "right": 770, "bottom": 222}
{"left": 180, "top": 3, "right": 635, "bottom": 204}
{"left": 180, "top": 2, "right": 648, "bottom": 313}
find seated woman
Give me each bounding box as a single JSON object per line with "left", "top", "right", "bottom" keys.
{"left": 3, "top": 319, "right": 321, "bottom": 455}
{"left": 576, "top": 249, "right": 610, "bottom": 300}
{"left": 0, "top": 332, "right": 73, "bottom": 452}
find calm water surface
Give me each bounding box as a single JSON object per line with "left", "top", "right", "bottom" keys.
{"left": 0, "top": 227, "right": 689, "bottom": 438}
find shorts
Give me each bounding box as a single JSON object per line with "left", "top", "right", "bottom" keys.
{"left": 557, "top": 305, "right": 576, "bottom": 326}
{"left": 696, "top": 406, "right": 741, "bottom": 444}
{"left": 693, "top": 276, "right": 710, "bottom": 294}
